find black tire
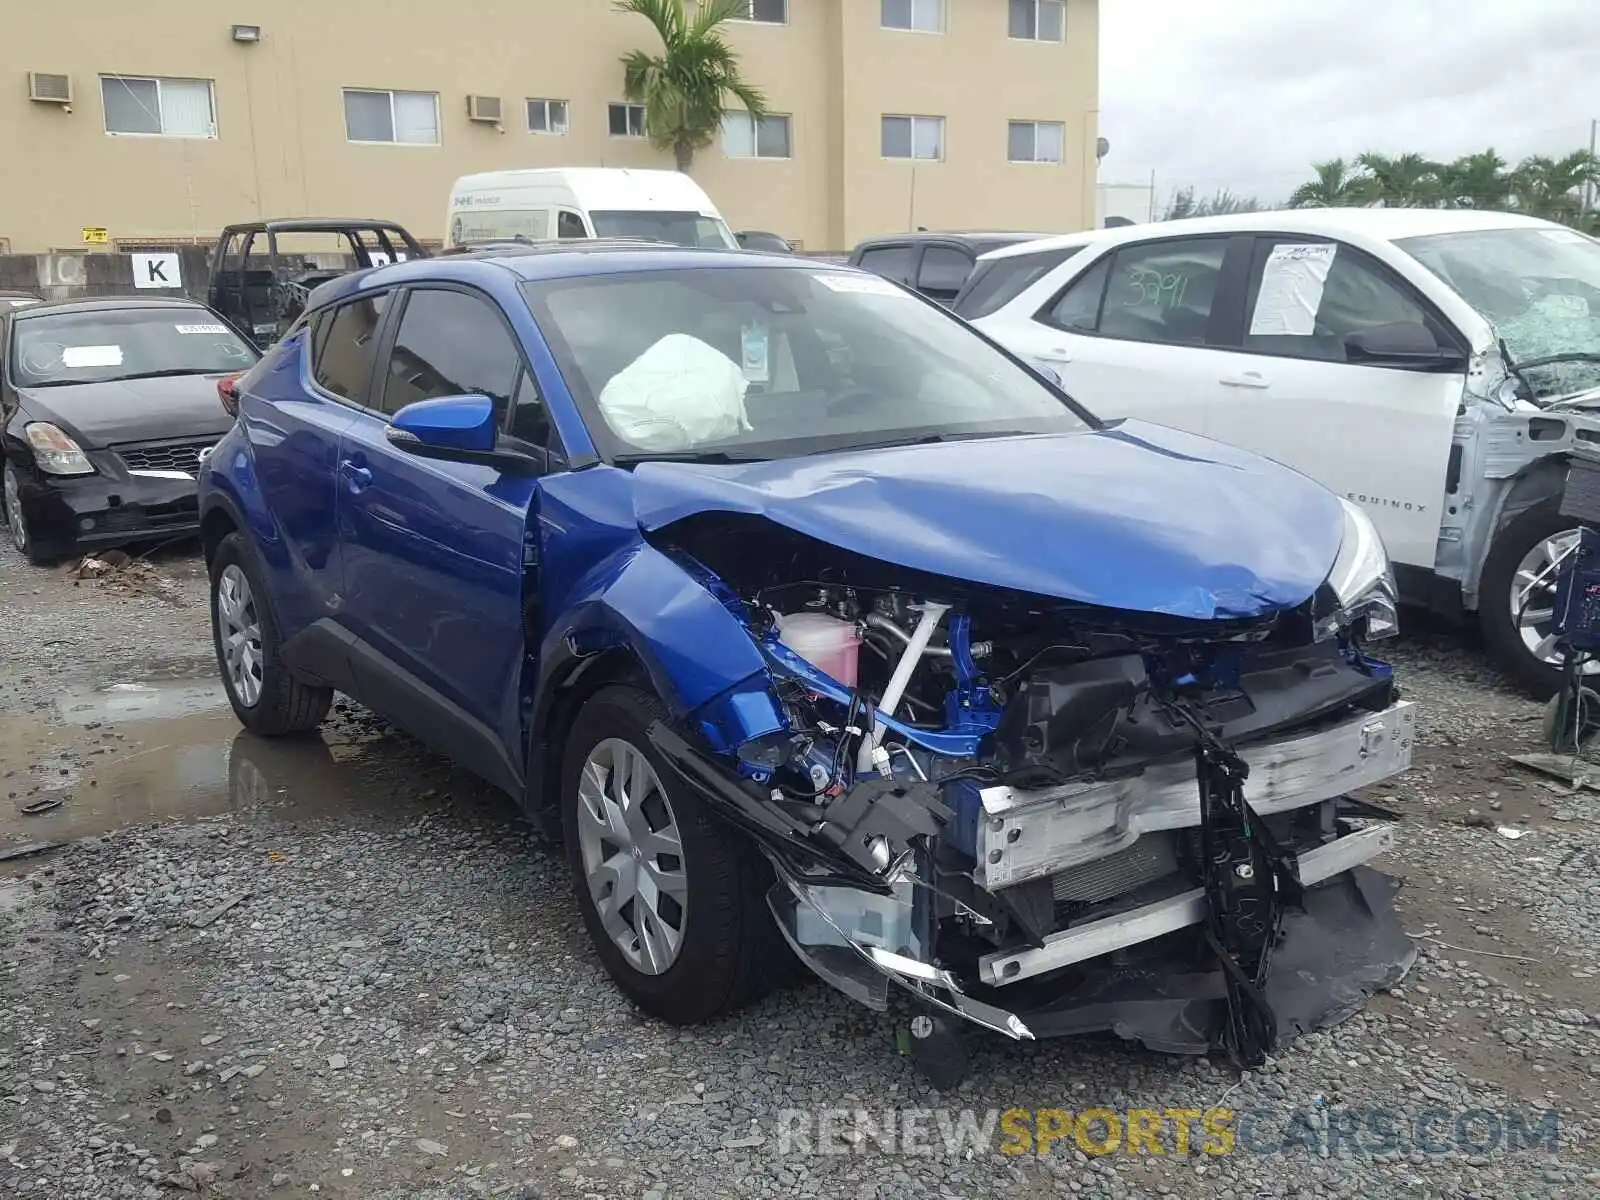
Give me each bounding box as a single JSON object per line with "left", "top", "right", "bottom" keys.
{"left": 209, "top": 532, "right": 332, "bottom": 735}
{"left": 2, "top": 461, "right": 55, "bottom": 567}
{"left": 561, "top": 684, "right": 787, "bottom": 1024}
{"left": 1478, "top": 499, "right": 1590, "bottom": 698}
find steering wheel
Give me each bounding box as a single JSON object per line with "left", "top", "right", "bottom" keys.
{"left": 20, "top": 341, "right": 65, "bottom": 376}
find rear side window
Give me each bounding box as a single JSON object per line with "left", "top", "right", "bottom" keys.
{"left": 917, "top": 246, "right": 975, "bottom": 298}
{"left": 855, "top": 245, "right": 915, "bottom": 285}
{"left": 557, "top": 211, "right": 587, "bottom": 239}
{"left": 310, "top": 294, "right": 388, "bottom": 401}
{"left": 380, "top": 288, "right": 523, "bottom": 423}
{"left": 955, "top": 246, "right": 1084, "bottom": 319}
{"left": 1041, "top": 238, "right": 1227, "bottom": 347}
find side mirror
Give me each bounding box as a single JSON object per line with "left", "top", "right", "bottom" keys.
{"left": 1345, "top": 322, "right": 1466, "bottom": 370}
{"left": 386, "top": 394, "right": 542, "bottom": 475}
{"left": 1032, "top": 361, "right": 1064, "bottom": 388}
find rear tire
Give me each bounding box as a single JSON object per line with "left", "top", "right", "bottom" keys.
{"left": 1478, "top": 499, "right": 1592, "bottom": 699}
{"left": 561, "top": 684, "right": 787, "bottom": 1024}
{"left": 209, "top": 532, "right": 332, "bottom": 735}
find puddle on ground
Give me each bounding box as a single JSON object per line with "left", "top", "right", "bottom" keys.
{"left": 0, "top": 678, "right": 460, "bottom": 859}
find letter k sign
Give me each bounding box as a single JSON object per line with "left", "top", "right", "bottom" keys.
{"left": 132, "top": 252, "right": 182, "bottom": 290}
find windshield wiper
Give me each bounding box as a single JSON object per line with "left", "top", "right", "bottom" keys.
{"left": 612, "top": 449, "right": 772, "bottom": 465}
{"left": 103, "top": 368, "right": 222, "bottom": 382}
{"left": 1508, "top": 351, "right": 1600, "bottom": 372}
{"left": 807, "top": 430, "right": 1038, "bottom": 454}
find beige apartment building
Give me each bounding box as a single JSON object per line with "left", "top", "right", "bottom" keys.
{"left": 2, "top": 0, "right": 1099, "bottom": 255}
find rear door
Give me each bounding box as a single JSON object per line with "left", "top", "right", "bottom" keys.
{"left": 914, "top": 243, "right": 976, "bottom": 306}
{"left": 334, "top": 284, "right": 544, "bottom": 793}
{"left": 990, "top": 233, "right": 1253, "bottom": 433}
{"left": 1199, "top": 235, "right": 1462, "bottom": 569}
{"left": 852, "top": 243, "right": 917, "bottom": 288}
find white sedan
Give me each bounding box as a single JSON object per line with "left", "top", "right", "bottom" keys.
{"left": 970, "top": 207, "right": 1600, "bottom": 695}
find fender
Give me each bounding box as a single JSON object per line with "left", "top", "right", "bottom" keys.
{"left": 523, "top": 539, "right": 787, "bottom": 813}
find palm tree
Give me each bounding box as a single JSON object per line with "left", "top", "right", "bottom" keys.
{"left": 1436, "top": 150, "right": 1512, "bottom": 210}
{"left": 1512, "top": 151, "right": 1600, "bottom": 222}
{"left": 1356, "top": 151, "right": 1442, "bottom": 207}
{"left": 616, "top": 0, "right": 766, "bottom": 172}
{"left": 1288, "top": 158, "right": 1372, "bottom": 208}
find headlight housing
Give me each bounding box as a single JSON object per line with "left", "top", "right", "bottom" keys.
{"left": 1314, "top": 499, "right": 1399, "bottom": 642}
{"left": 25, "top": 422, "right": 95, "bottom": 476}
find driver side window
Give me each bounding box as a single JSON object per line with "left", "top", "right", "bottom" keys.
{"left": 1242, "top": 237, "right": 1441, "bottom": 363}
{"left": 380, "top": 288, "right": 522, "bottom": 425}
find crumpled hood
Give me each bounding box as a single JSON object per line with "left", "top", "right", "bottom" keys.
{"left": 17, "top": 376, "right": 235, "bottom": 449}
{"left": 631, "top": 420, "right": 1346, "bottom": 620}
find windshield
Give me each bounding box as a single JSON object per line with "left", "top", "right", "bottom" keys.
{"left": 522, "top": 266, "right": 1094, "bottom": 462}
{"left": 954, "top": 246, "right": 1087, "bottom": 319}
{"left": 1397, "top": 226, "right": 1600, "bottom": 400}
{"left": 10, "top": 308, "right": 258, "bottom": 388}
{"left": 589, "top": 210, "right": 738, "bottom": 249}
{"left": 450, "top": 208, "right": 551, "bottom": 247}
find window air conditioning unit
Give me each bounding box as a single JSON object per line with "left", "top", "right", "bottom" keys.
{"left": 28, "top": 72, "right": 73, "bottom": 104}
{"left": 466, "top": 94, "right": 503, "bottom": 124}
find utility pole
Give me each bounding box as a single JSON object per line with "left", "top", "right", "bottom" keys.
{"left": 1585, "top": 118, "right": 1598, "bottom": 222}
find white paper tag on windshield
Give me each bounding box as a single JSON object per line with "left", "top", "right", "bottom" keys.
{"left": 1249, "top": 243, "right": 1337, "bottom": 336}
{"left": 740, "top": 323, "right": 770, "bottom": 384}
{"left": 175, "top": 323, "right": 228, "bottom": 335}
{"left": 813, "top": 272, "right": 907, "bottom": 297}
{"left": 62, "top": 345, "right": 124, "bottom": 368}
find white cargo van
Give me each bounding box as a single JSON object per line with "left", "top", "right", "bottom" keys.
{"left": 445, "top": 168, "right": 738, "bottom": 250}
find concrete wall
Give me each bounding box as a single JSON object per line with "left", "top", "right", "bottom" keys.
{"left": 2, "top": 0, "right": 1099, "bottom": 253}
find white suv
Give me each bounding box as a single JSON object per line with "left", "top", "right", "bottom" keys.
{"left": 971, "top": 208, "right": 1600, "bottom": 695}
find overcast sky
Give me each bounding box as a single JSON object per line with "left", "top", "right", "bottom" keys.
{"left": 1098, "top": 0, "right": 1600, "bottom": 205}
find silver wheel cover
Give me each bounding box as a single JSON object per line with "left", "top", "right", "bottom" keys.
{"left": 216, "top": 564, "right": 265, "bottom": 707}
{"left": 576, "top": 737, "right": 688, "bottom": 975}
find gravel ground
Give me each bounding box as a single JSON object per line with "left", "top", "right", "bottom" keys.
{"left": 2, "top": 538, "right": 1598, "bottom": 1199}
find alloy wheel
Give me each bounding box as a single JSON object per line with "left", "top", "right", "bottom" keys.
{"left": 1510, "top": 528, "right": 1598, "bottom": 672}
{"left": 215, "top": 564, "right": 265, "bottom": 707}
{"left": 3, "top": 465, "right": 26, "bottom": 553}
{"left": 576, "top": 737, "right": 688, "bottom": 975}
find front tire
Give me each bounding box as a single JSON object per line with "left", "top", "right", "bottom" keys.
{"left": 1478, "top": 499, "right": 1594, "bottom": 698}
{"left": 561, "top": 685, "right": 785, "bottom": 1024}
{"left": 3, "top": 461, "right": 54, "bottom": 567}
{"left": 209, "top": 532, "right": 332, "bottom": 735}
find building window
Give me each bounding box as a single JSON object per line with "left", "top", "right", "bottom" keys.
{"left": 1008, "top": 120, "right": 1065, "bottom": 163}
{"left": 101, "top": 76, "right": 216, "bottom": 138}
{"left": 733, "top": 0, "right": 787, "bottom": 21}
{"left": 882, "top": 115, "right": 944, "bottom": 161}
{"left": 343, "top": 89, "right": 440, "bottom": 144}
{"left": 1009, "top": 0, "right": 1066, "bottom": 41}
{"left": 527, "top": 99, "right": 569, "bottom": 135}
{"left": 608, "top": 103, "right": 647, "bottom": 138}
{"left": 722, "top": 112, "right": 792, "bottom": 159}
{"left": 881, "top": 0, "right": 944, "bottom": 33}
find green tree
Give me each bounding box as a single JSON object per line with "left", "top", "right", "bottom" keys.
{"left": 1356, "top": 151, "right": 1442, "bottom": 207}
{"left": 1436, "top": 149, "right": 1512, "bottom": 209}
{"left": 1287, "top": 158, "right": 1372, "bottom": 208}
{"left": 616, "top": 0, "right": 766, "bottom": 172}
{"left": 1162, "top": 186, "right": 1271, "bottom": 220}
{"left": 1511, "top": 151, "right": 1600, "bottom": 222}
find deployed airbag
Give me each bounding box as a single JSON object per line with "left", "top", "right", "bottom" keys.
{"left": 598, "top": 333, "right": 753, "bottom": 451}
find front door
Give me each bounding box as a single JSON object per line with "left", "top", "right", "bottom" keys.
{"left": 335, "top": 284, "right": 542, "bottom": 793}
{"left": 1200, "top": 235, "right": 1462, "bottom": 570}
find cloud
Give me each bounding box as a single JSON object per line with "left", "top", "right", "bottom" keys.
{"left": 1099, "top": 0, "right": 1600, "bottom": 204}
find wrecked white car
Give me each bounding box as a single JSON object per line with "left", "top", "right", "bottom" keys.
{"left": 970, "top": 209, "right": 1600, "bottom": 695}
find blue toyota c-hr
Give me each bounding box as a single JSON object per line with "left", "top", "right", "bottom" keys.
{"left": 198, "top": 242, "right": 1415, "bottom": 1078}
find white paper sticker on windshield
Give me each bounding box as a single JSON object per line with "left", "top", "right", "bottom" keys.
{"left": 813, "top": 272, "right": 908, "bottom": 297}
{"left": 175, "top": 323, "right": 228, "bottom": 335}
{"left": 62, "top": 345, "right": 124, "bottom": 368}
{"left": 1249, "top": 242, "right": 1337, "bottom": 337}
{"left": 1539, "top": 228, "right": 1592, "bottom": 245}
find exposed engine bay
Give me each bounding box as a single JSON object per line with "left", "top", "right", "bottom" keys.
{"left": 643, "top": 516, "right": 1417, "bottom": 1067}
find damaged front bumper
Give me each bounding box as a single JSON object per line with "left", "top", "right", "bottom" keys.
{"left": 762, "top": 698, "right": 1417, "bottom": 1053}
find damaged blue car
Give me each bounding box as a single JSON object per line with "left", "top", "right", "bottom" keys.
{"left": 197, "top": 242, "right": 1417, "bottom": 1083}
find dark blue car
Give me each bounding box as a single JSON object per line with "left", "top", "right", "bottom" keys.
{"left": 198, "top": 242, "right": 1416, "bottom": 1079}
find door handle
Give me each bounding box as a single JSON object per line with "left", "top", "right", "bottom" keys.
{"left": 338, "top": 459, "right": 372, "bottom": 492}
{"left": 1219, "top": 372, "right": 1270, "bottom": 389}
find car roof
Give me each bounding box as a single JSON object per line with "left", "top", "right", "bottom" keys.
{"left": 450, "top": 168, "right": 719, "bottom": 213}
{"left": 853, "top": 231, "right": 1053, "bottom": 252}
{"left": 976, "top": 229, "right": 1107, "bottom": 263}
{"left": 1003, "top": 207, "right": 1568, "bottom": 259}
{"left": 307, "top": 243, "right": 836, "bottom": 308}
{"left": 12, "top": 295, "right": 210, "bottom": 317}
